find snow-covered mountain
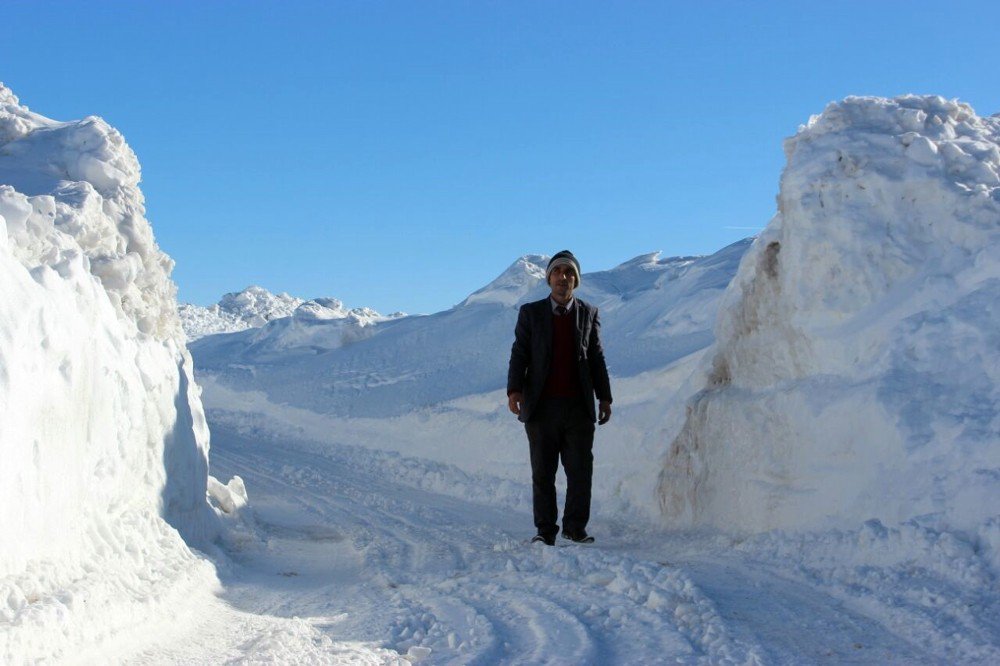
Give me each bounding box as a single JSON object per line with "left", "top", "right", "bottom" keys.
{"left": 659, "top": 95, "right": 1000, "bottom": 538}
{"left": 0, "top": 84, "right": 231, "bottom": 661}
{"left": 191, "top": 240, "right": 749, "bottom": 419}
{"left": 179, "top": 285, "right": 304, "bottom": 339}
{"left": 460, "top": 254, "right": 548, "bottom": 307}
{"left": 180, "top": 285, "right": 404, "bottom": 344}
{"left": 190, "top": 241, "right": 750, "bottom": 521}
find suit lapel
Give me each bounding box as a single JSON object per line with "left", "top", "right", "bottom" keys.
{"left": 573, "top": 299, "right": 584, "bottom": 356}
{"left": 539, "top": 298, "right": 553, "bottom": 362}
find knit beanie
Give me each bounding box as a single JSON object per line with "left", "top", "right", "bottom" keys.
{"left": 546, "top": 250, "right": 581, "bottom": 287}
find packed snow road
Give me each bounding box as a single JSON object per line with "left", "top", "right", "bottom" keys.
{"left": 207, "top": 426, "right": 754, "bottom": 664}
{"left": 122, "top": 419, "right": 960, "bottom": 665}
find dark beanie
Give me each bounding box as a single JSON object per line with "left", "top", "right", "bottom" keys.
{"left": 546, "top": 250, "right": 581, "bottom": 287}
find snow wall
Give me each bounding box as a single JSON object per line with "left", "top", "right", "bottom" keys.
{"left": 0, "top": 85, "right": 220, "bottom": 659}
{"left": 659, "top": 95, "right": 1000, "bottom": 536}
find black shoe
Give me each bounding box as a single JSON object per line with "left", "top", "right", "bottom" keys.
{"left": 561, "top": 531, "right": 595, "bottom": 544}
{"left": 531, "top": 533, "right": 556, "bottom": 546}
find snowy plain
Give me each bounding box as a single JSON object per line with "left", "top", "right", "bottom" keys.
{"left": 2, "top": 83, "right": 999, "bottom": 664}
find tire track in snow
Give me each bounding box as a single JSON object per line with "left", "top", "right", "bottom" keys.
{"left": 209, "top": 422, "right": 893, "bottom": 664}
{"left": 675, "top": 560, "right": 932, "bottom": 664}
{"left": 471, "top": 546, "right": 762, "bottom": 664}
{"left": 476, "top": 590, "right": 599, "bottom": 665}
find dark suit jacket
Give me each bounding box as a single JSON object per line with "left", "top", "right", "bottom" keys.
{"left": 507, "top": 297, "right": 613, "bottom": 423}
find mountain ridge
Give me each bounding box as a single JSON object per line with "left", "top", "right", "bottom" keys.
{"left": 189, "top": 239, "right": 752, "bottom": 418}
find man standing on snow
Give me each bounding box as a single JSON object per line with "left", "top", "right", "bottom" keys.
{"left": 507, "top": 250, "right": 613, "bottom": 546}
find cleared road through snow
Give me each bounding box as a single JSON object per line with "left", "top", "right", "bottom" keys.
{"left": 127, "top": 421, "right": 946, "bottom": 664}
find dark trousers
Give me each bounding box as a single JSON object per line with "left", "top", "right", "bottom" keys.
{"left": 524, "top": 397, "right": 595, "bottom": 537}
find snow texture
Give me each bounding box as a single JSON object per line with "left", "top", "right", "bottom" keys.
{"left": 660, "top": 95, "right": 1000, "bottom": 538}
{"left": 6, "top": 81, "right": 1000, "bottom": 663}
{"left": 191, "top": 240, "right": 750, "bottom": 518}
{"left": 180, "top": 285, "right": 405, "bottom": 346}
{"left": 188, "top": 411, "right": 1000, "bottom": 665}
{"left": 192, "top": 241, "right": 748, "bottom": 418}
{"left": 183, "top": 94, "right": 1000, "bottom": 663}
{"left": 0, "top": 83, "right": 220, "bottom": 661}
{"left": 179, "top": 285, "right": 305, "bottom": 340}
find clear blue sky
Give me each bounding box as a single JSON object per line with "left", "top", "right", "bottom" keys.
{"left": 5, "top": 1, "right": 1000, "bottom": 314}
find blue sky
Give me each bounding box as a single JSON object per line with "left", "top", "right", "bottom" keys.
{"left": 5, "top": 1, "right": 1000, "bottom": 314}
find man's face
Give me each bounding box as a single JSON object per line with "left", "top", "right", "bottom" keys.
{"left": 548, "top": 264, "right": 576, "bottom": 304}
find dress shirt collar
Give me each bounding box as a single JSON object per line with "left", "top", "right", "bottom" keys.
{"left": 549, "top": 296, "right": 575, "bottom": 314}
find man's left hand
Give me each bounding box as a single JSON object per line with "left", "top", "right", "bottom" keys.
{"left": 598, "top": 400, "right": 612, "bottom": 425}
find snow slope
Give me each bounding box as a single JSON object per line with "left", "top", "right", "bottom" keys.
{"left": 192, "top": 240, "right": 748, "bottom": 418}
{"left": 0, "top": 84, "right": 227, "bottom": 661}
{"left": 660, "top": 95, "right": 1000, "bottom": 540}
{"left": 191, "top": 240, "right": 749, "bottom": 518}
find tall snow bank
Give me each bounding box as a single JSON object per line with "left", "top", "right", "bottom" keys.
{"left": 0, "top": 85, "right": 219, "bottom": 660}
{"left": 659, "top": 96, "right": 1000, "bottom": 535}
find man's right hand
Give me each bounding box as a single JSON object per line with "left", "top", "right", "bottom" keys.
{"left": 507, "top": 391, "right": 523, "bottom": 416}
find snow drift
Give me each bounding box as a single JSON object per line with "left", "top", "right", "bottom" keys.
{"left": 660, "top": 95, "right": 1000, "bottom": 536}
{"left": 0, "top": 85, "right": 220, "bottom": 660}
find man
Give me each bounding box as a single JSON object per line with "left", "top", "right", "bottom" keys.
{"left": 507, "top": 250, "right": 613, "bottom": 546}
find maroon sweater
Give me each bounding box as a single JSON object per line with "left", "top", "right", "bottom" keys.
{"left": 542, "top": 310, "right": 580, "bottom": 398}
